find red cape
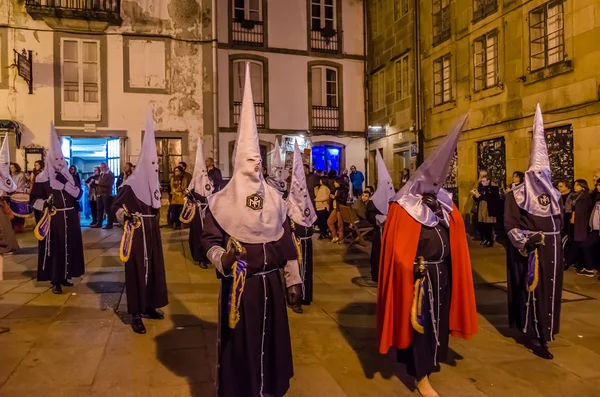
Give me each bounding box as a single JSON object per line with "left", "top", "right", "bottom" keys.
{"left": 377, "top": 202, "right": 478, "bottom": 353}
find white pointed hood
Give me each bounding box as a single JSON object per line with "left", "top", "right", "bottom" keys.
{"left": 370, "top": 150, "right": 395, "bottom": 218}
{"left": 286, "top": 140, "right": 317, "bottom": 227}
{"left": 35, "top": 122, "right": 75, "bottom": 190}
{"left": 394, "top": 114, "right": 468, "bottom": 227}
{"left": 512, "top": 104, "right": 561, "bottom": 217}
{"left": 188, "top": 137, "right": 213, "bottom": 197}
{"left": 0, "top": 133, "right": 17, "bottom": 195}
{"left": 207, "top": 63, "right": 287, "bottom": 244}
{"left": 266, "top": 138, "right": 287, "bottom": 193}
{"left": 122, "top": 110, "right": 162, "bottom": 209}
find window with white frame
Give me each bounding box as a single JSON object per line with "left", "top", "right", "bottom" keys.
{"left": 311, "top": 66, "right": 338, "bottom": 107}
{"left": 232, "top": 60, "right": 265, "bottom": 127}
{"left": 233, "top": 0, "right": 261, "bottom": 21}
{"left": 529, "top": 0, "right": 564, "bottom": 71}
{"left": 128, "top": 39, "right": 166, "bottom": 90}
{"left": 311, "top": 0, "right": 336, "bottom": 31}
{"left": 61, "top": 38, "right": 100, "bottom": 121}
{"left": 433, "top": 53, "right": 452, "bottom": 105}
{"left": 395, "top": 54, "right": 409, "bottom": 100}
{"left": 473, "top": 31, "right": 498, "bottom": 91}
{"left": 372, "top": 69, "right": 385, "bottom": 110}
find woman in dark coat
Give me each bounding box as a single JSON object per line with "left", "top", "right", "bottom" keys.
{"left": 566, "top": 179, "right": 593, "bottom": 275}
{"left": 471, "top": 176, "right": 502, "bottom": 247}
{"left": 327, "top": 177, "right": 349, "bottom": 243}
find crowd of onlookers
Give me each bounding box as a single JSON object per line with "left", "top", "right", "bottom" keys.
{"left": 470, "top": 168, "right": 600, "bottom": 279}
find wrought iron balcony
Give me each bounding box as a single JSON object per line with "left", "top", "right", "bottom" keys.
{"left": 232, "top": 19, "right": 264, "bottom": 47}
{"left": 25, "top": 0, "right": 121, "bottom": 25}
{"left": 233, "top": 102, "right": 265, "bottom": 128}
{"left": 310, "top": 28, "right": 339, "bottom": 53}
{"left": 311, "top": 106, "right": 340, "bottom": 131}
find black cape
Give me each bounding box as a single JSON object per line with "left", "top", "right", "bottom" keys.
{"left": 504, "top": 191, "right": 563, "bottom": 342}
{"left": 188, "top": 190, "right": 208, "bottom": 265}
{"left": 291, "top": 222, "right": 313, "bottom": 305}
{"left": 112, "top": 186, "right": 168, "bottom": 315}
{"left": 30, "top": 182, "right": 85, "bottom": 283}
{"left": 396, "top": 223, "right": 451, "bottom": 380}
{"left": 201, "top": 208, "right": 297, "bottom": 397}
{"left": 366, "top": 201, "right": 383, "bottom": 282}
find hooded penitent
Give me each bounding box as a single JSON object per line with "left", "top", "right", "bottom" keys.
{"left": 266, "top": 138, "right": 287, "bottom": 193}
{"left": 370, "top": 150, "right": 395, "bottom": 223}
{"left": 393, "top": 115, "right": 468, "bottom": 227}
{"left": 121, "top": 110, "right": 162, "bottom": 209}
{"left": 188, "top": 138, "right": 214, "bottom": 197}
{"left": 36, "top": 123, "right": 75, "bottom": 191}
{"left": 286, "top": 140, "right": 317, "bottom": 227}
{"left": 0, "top": 133, "right": 17, "bottom": 195}
{"left": 207, "top": 63, "right": 287, "bottom": 244}
{"left": 512, "top": 104, "right": 561, "bottom": 218}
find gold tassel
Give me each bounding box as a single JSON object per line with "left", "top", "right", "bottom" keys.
{"left": 527, "top": 248, "right": 540, "bottom": 292}
{"left": 411, "top": 278, "right": 425, "bottom": 334}
{"left": 228, "top": 260, "right": 247, "bottom": 329}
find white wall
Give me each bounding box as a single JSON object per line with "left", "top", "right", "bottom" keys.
{"left": 267, "top": 0, "right": 307, "bottom": 50}
{"left": 341, "top": 0, "right": 364, "bottom": 56}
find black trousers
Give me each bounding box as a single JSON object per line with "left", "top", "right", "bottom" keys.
{"left": 97, "top": 195, "right": 114, "bottom": 227}
{"left": 170, "top": 204, "right": 183, "bottom": 227}
{"left": 478, "top": 222, "right": 494, "bottom": 242}
{"left": 583, "top": 231, "right": 600, "bottom": 270}
{"left": 316, "top": 209, "right": 329, "bottom": 237}
{"left": 89, "top": 200, "right": 97, "bottom": 224}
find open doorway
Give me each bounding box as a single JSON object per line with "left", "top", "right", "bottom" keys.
{"left": 60, "top": 137, "right": 120, "bottom": 226}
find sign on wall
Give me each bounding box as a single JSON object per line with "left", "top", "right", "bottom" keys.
{"left": 477, "top": 137, "right": 506, "bottom": 186}
{"left": 545, "top": 125, "right": 574, "bottom": 184}
{"left": 13, "top": 49, "right": 33, "bottom": 94}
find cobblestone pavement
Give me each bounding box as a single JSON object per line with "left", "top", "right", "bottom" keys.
{"left": 1, "top": 227, "right": 600, "bottom": 396}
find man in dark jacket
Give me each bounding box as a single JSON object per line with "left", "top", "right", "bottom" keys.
{"left": 90, "top": 162, "right": 115, "bottom": 229}
{"left": 206, "top": 157, "right": 223, "bottom": 192}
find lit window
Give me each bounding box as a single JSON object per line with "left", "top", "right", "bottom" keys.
{"left": 61, "top": 38, "right": 100, "bottom": 121}
{"left": 473, "top": 31, "right": 498, "bottom": 91}
{"left": 395, "top": 54, "right": 410, "bottom": 100}
{"left": 433, "top": 53, "right": 452, "bottom": 106}
{"left": 530, "top": 0, "right": 564, "bottom": 71}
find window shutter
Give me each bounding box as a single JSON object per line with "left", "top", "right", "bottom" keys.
{"left": 312, "top": 67, "right": 323, "bottom": 106}
{"left": 129, "top": 40, "right": 147, "bottom": 88}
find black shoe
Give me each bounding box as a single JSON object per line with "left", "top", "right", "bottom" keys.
{"left": 480, "top": 240, "right": 487, "bottom": 245}
{"left": 198, "top": 262, "right": 208, "bottom": 269}
{"left": 61, "top": 280, "right": 74, "bottom": 287}
{"left": 102, "top": 225, "right": 113, "bottom": 230}
{"left": 485, "top": 241, "right": 494, "bottom": 247}
{"left": 291, "top": 304, "right": 303, "bottom": 314}
{"left": 144, "top": 309, "right": 164, "bottom": 320}
{"left": 89, "top": 224, "right": 100, "bottom": 228}
{"left": 531, "top": 344, "right": 554, "bottom": 360}
{"left": 0, "top": 327, "right": 9, "bottom": 334}
{"left": 52, "top": 284, "right": 63, "bottom": 294}
{"left": 576, "top": 268, "right": 595, "bottom": 277}
{"left": 131, "top": 315, "right": 147, "bottom": 334}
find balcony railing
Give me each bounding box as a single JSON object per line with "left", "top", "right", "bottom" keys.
{"left": 312, "top": 106, "right": 340, "bottom": 131}
{"left": 310, "top": 29, "right": 339, "bottom": 53}
{"left": 233, "top": 102, "right": 265, "bottom": 128}
{"left": 25, "top": 0, "right": 121, "bottom": 25}
{"left": 232, "top": 19, "right": 264, "bottom": 47}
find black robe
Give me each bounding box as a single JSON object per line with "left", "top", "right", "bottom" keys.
{"left": 504, "top": 191, "right": 563, "bottom": 343}
{"left": 397, "top": 223, "right": 451, "bottom": 380}
{"left": 30, "top": 182, "right": 85, "bottom": 283}
{"left": 202, "top": 209, "right": 297, "bottom": 397}
{"left": 112, "top": 186, "right": 168, "bottom": 315}
{"left": 188, "top": 190, "right": 208, "bottom": 265}
{"left": 290, "top": 222, "right": 313, "bottom": 305}
{"left": 366, "top": 201, "right": 383, "bottom": 282}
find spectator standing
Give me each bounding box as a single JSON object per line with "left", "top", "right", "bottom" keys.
{"left": 567, "top": 179, "right": 593, "bottom": 276}
{"left": 472, "top": 175, "right": 501, "bottom": 247}
{"left": 399, "top": 168, "right": 410, "bottom": 189}
{"left": 327, "top": 177, "right": 349, "bottom": 243}
{"left": 205, "top": 157, "right": 223, "bottom": 192}
{"left": 69, "top": 165, "right": 82, "bottom": 214}
{"left": 178, "top": 161, "right": 192, "bottom": 190}
{"left": 314, "top": 179, "right": 331, "bottom": 239}
{"left": 90, "top": 162, "right": 115, "bottom": 229}
{"left": 169, "top": 166, "right": 185, "bottom": 230}
{"left": 349, "top": 165, "right": 364, "bottom": 198}
{"left": 116, "top": 162, "right": 133, "bottom": 190}
{"left": 85, "top": 167, "right": 100, "bottom": 225}
{"left": 558, "top": 180, "right": 573, "bottom": 236}
{"left": 584, "top": 178, "right": 600, "bottom": 277}
{"left": 9, "top": 163, "right": 27, "bottom": 192}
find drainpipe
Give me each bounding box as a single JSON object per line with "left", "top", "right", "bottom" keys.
{"left": 363, "top": 0, "right": 369, "bottom": 184}
{"left": 212, "top": 0, "right": 219, "bottom": 167}
{"left": 413, "top": 0, "right": 424, "bottom": 166}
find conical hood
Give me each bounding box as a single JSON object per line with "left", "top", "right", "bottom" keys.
{"left": 370, "top": 150, "right": 395, "bottom": 216}
{"left": 122, "top": 109, "right": 162, "bottom": 208}
{"left": 208, "top": 62, "right": 286, "bottom": 243}
{"left": 0, "top": 133, "right": 17, "bottom": 194}
{"left": 394, "top": 114, "right": 468, "bottom": 226}
{"left": 512, "top": 104, "right": 561, "bottom": 217}
{"left": 36, "top": 122, "right": 74, "bottom": 190}
{"left": 286, "top": 140, "right": 317, "bottom": 227}
{"left": 266, "top": 138, "right": 287, "bottom": 193}
{"left": 188, "top": 137, "right": 213, "bottom": 197}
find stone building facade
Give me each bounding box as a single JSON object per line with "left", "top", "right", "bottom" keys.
{"left": 368, "top": 0, "right": 600, "bottom": 212}
{"left": 0, "top": 0, "right": 214, "bottom": 191}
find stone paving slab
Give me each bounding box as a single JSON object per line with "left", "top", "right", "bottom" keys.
{"left": 2, "top": 227, "right": 600, "bottom": 396}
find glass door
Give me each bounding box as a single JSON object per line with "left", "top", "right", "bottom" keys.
{"left": 61, "top": 136, "right": 72, "bottom": 167}
{"left": 107, "top": 138, "right": 120, "bottom": 195}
